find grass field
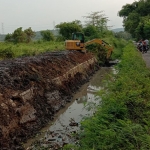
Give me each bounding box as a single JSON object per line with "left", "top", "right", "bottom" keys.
{"left": 0, "top": 41, "right": 65, "bottom": 59}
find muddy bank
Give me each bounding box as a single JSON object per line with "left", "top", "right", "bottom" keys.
{"left": 25, "top": 67, "right": 112, "bottom": 150}
{"left": 0, "top": 50, "right": 99, "bottom": 149}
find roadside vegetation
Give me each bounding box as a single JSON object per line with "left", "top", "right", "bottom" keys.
{"left": 119, "top": 0, "right": 150, "bottom": 40}
{"left": 63, "top": 43, "right": 150, "bottom": 150}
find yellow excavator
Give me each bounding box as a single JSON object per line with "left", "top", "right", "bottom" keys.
{"left": 65, "top": 32, "right": 113, "bottom": 60}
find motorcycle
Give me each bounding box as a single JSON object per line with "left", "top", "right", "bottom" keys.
{"left": 137, "top": 43, "right": 143, "bottom": 52}
{"left": 137, "top": 43, "right": 149, "bottom": 53}
{"left": 146, "top": 45, "right": 149, "bottom": 51}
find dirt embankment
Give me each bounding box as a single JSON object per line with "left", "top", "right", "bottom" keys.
{"left": 0, "top": 50, "right": 99, "bottom": 149}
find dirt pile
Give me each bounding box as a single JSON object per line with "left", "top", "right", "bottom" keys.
{"left": 0, "top": 50, "right": 99, "bottom": 149}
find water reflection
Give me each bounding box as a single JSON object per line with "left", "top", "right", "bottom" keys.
{"left": 25, "top": 67, "right": 112, "bottom": 149}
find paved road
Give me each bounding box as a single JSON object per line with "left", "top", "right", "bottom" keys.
{"left": 142, "top": 50, "right": 150, "bottom": 69}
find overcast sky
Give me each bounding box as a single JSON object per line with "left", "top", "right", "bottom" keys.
{"left": 0, "top": 0, "right": 135, "bottom": 34}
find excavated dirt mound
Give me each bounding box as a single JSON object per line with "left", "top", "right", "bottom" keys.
{"left": 0, "top": 50, "right": 99, "bottom": 149}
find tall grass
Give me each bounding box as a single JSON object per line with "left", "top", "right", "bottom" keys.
{"left": 0, "top": 41, "right": 65, "bottom": 59}
{"left": 64, "top": 42, "right": 150, "bottom": 150}
{"left": 0, "top": 36, "right": 126, "bottom": 61}
{"left": 103, "top": 36, "right": 128, "bottom": 60}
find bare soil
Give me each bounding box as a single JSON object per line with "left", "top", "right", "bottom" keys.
{"left": 0, "top": 50, "right": 99, "bottom": 150}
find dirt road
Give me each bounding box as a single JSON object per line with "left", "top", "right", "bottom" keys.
{"left": 142, "top": 50, "right": 150, "bottom": 68}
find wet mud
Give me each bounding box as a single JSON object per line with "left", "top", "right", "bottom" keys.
{"left": 0, "top": 50, "right": 99, "bottom": 149}
{"left": 24, "top": 68, "right": 111, "bottom": 150}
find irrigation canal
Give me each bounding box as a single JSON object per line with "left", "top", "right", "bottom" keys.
{"left": 24, "top": 67, "right": 113, "bottom": 150}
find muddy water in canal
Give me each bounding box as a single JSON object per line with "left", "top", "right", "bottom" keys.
{"left": 24, "top": 67, "right": 112, "bottom": 149}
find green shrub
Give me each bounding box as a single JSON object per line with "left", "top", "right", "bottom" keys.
{"left": 0, "top": 41, "right": 65, "bottom": 59}
{"left": 0, "top": 47, "right": 15, "bottom": 59}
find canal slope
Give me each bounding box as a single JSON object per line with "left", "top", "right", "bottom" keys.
{"left": 24, "top": 67, "right": 112, "bottom": 149}
{"left": 0, "top": 50, "right": 99, "bottom": 149}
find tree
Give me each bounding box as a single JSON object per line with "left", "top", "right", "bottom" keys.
{"left": 135, "top": 22, "right": 144, "bottom": 39}
{"left": 5, "top": 27, "right": 35, "bottom": 43}
{"left": 118, "top": 0, "right": 150, "bottom": 39}
{"left": 118, "top": 3, "right": 137, "bottom": 18}
{"left": 24, "top": 27, "right": 35, "bottom": 43}
{"left": 40, "top": 30, "right": 54, "bottom": 41}
{"left": 56, "top": 21, "right": 82, "bottom": 39}
{"left": 123, "top": 12, "right": 140, "bottom": 38}
{"left": 12, "top": 27, "right": 26, "bottom": 43}
{"left": 83, "top": 25, "right": 99, "bottom": 40}
{"left": 143, "top": 21, "right": 150, "bottom": 38}
{"left": 83, "top": 11, "right": 109, "bottom": 36}
{"left": 72, "top": 20, "right": 83, "bottom": 28}
{"left": 4, "top": 33, "right": 13, "bottom": 42}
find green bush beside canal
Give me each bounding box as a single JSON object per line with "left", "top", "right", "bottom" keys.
{"left": 65, "top": 43, "right": 150, "bottom": 150}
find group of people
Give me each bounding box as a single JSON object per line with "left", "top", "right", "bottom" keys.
{"left": 137, "top": 39, "right": 149, "bottom": 53}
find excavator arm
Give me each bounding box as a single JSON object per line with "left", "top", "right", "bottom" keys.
{"left": 85, "top": 39, "right": 113, "bottom": 60}
{"left": 65, "top": 32, "right": 113, "bottom": 60}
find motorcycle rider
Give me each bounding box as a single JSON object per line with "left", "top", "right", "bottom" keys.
{"left": 137, "top": 39, "right": 143, "bottom": 52}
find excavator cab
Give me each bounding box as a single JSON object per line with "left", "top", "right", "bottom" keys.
{"left": 72, "top": 32, "right": 84, "bottom": 43}
{"left": 65, "top": 32, "right": 85, "bottom": 51}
